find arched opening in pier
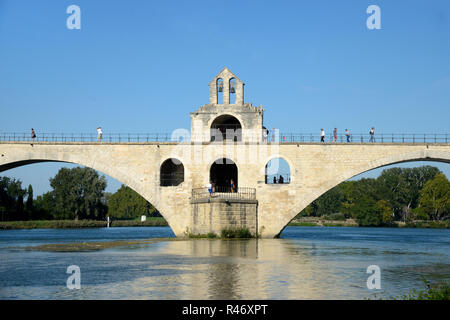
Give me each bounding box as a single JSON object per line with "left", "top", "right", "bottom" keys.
{"left": 265, "top": 158, "right": 290, "bottom": 184}
{"left": 210, "top": 158, "right": 238, "bottom": 191}
{"left": 160, "top": 158, "right": 184, "bottom": 186}
{"left": 210, "top": 115, "right": 242, "bottom": 142}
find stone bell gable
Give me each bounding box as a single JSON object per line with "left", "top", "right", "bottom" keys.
{"left": 190, "top": 68, "right": 265, "bottom": 143}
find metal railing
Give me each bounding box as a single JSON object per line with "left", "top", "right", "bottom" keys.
{"left": 0, "top": 132, "right": 449, "bottom": 144}
{"left": 192, "top": 186, "right": 256, "bottom": 201}
{"left": 0, "top": 132, "right": 189, "bottom": 143}
{"left": 275, "top": 133, "right": 450, "bottom": 144}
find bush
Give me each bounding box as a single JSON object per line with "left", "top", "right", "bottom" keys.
{"left": 221, "top": 228, "right": 253, "bottom": 238}
{"left": 187, "top": 232, "right": 218, "bottom": 239}
{"left": 398, "top": 279, "right": 449, "bottom": 300}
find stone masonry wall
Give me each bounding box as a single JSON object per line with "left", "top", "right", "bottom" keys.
{"left": 190, "top": 198, "right": 258, "bottom": 236}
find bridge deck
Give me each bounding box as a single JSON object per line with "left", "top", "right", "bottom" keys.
{"left": 1, "top": 141, "right": 450, "bottom": 146}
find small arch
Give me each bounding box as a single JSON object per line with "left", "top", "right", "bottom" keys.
{"left": 210, "top": 114, "right": 242, "bottom": 142}
{"left": 210, "top": 158, "right": 238, "bottom": 191}
{"left": 216, "top": 78, "right": 224, "bottom": 104}
{"left": 160, "top": 158, "right": 184, "bottom": 186}
{"left": 229, "top": 78, "right": 236, "bottom": 104}
{"left": 265, "top": 157, "right": 290, "bottom": 184}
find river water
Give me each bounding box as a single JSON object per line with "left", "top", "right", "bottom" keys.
{"left": 0, "top": 226, "right": 449, "bottom": 300}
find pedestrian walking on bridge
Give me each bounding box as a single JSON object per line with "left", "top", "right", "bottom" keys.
{"left": 97, "top": 127, "right": 103, "bottom": 143}
{"left": 30, "top": 128, "right": 36, "bottom": 146}
{"left": 369, "top": 127, "right": 375, "bottom": 143}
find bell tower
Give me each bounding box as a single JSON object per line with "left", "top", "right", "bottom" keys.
{"left": 190, "top": 68, "right": 265, "bottom": 143}
{"left": 209, "top": 67, "right": 245, "bottom": 105}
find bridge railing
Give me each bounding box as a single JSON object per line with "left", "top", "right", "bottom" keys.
{"left": 192, "top": 186, "right": 256, "bottom": 201}
{"left": 0, "top": 132, "right": 190, "bottom": 143}
{"left": 0, "top": 132, "right": 449, "bottom": 144}
{"left": 275, "top": 133, "right": 450, "bottom": 143}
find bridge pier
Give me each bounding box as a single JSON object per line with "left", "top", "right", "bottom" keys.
{"left": 190, "top": 197, "right": 258, "bottom": 237}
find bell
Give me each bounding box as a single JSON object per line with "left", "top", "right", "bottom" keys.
{"left": 218, "top": 83, "right": 223, "bottom": 92}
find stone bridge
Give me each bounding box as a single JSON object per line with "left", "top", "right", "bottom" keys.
{"left": 1, "top": 141, "right": 449, "bottom": 238}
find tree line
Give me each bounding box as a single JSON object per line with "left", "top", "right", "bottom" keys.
{"left": 0, "top": 167, "right": 158, "bottom": 221}
{"left": 297, "top": 165, "right": 450, "bottom": 226}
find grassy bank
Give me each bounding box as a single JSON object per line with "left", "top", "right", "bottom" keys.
{"left": 288, "top": 217, "right": 450, "bottom": 228}
{"left": 288, "top": 217, "right": 358, "bottom": 227}
{"left": 0, "top": 217, "right": 168, "bottom": 230}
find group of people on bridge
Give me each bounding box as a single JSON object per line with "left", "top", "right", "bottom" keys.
{"left": 320, "top": 127, "right": 376, "bottom": 143}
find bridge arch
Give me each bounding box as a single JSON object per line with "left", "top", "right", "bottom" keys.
{"left": 0, "top": 146, "right": 180, "bottom": 233}
{"left": 0, "top": 158, "right": 160, "bottom": 212}
{"left": 277, "top": 148, "right": 450, "bottom": 237}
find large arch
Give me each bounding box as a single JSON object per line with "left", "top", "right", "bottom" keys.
{"left": 276, "top": 149, "right": 450, "bottom": 237}
{"left": 0, "top": 158, "right": 160, "bottom": 212}
{"left": 0, "top": 144, "right": 186, "bottom": 235}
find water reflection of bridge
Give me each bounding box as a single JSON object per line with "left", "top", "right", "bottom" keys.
{"left": 132, "top": 239, "right": 354, "bottom": 299}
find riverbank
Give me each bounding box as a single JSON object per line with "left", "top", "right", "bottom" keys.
{"left": 0, "top": 218, "right": 168, "bottom": 229}
{"left": 288, "top": 217, "right": 450, "bottom": 228}
{"left": 0, "top": 217, "right": 448, "bottom": 230}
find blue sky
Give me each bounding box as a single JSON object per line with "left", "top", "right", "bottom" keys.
{"left": 1, "top": 0, "right": 449, "bottom": 195}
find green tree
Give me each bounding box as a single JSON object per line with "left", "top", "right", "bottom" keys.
{"left": 376, "top": 166, "right": 440, "bottom": 221}
{"left": 0, "top": 176, "right": 26, "bottom": 221}
{"left": 352, "top": 196, "right": 381, "bottom": 226}
{"left": 314, "top": 186, "right": 343, "bottom": 216}
{"left": 34, "top": 192, "right": 56, "bottom": 220}
{"left": 49, "top": 167, "right": 107, "bottom": 220}
{"left": 108, "top": 185, "right": 156, "bottom": 219}
{"left": 25, "top": 184, "right": 34, "bottom": 220}
{"left": 417, "top": 173, "right": 450, "bottom": 221}
{"left": 375, "top": 199, "right": 393, "bottom": 224}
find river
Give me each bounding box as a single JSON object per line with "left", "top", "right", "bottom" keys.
{"left": 0, "top": 226, "right": 449, "bottom": 299}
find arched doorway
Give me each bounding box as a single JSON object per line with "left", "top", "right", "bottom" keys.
{"left": 210, "top": 158, "right": 238, "bottom": 191}
{"left": 160, "top": 158, "right": 184, "bottom": 186}
{"left": 210, "top": 115, "right": 242, "bottom": 142}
